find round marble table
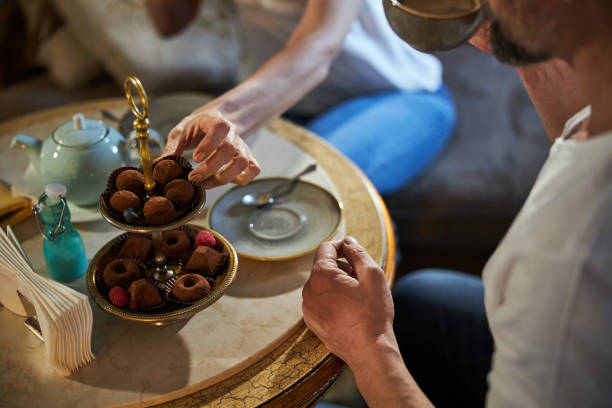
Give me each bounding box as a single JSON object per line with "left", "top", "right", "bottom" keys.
{"left": 0, "top": 98, "right": 396, "bottom": 407}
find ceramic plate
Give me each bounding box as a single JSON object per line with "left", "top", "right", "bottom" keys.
{"left": 208, "top": 178, "right": 343, "bottom": 261}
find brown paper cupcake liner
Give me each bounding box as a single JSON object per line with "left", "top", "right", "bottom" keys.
{"left": 159, "top": 225, "right": 196, "bottom": 263}
{"left": 152, "top": 155, "right": 199, "bottom": 212}
{"left": 95, "top": 256, "right": 168, "bottom": 312}
{"left": 132, "top": 290, "right": 168, "bottom": 313}
{"left": 101, "top": 155, "right": 202, "bottom": 227}
{"left": 167, "top": 273, "right": 216, "bottom": 305}
{"left": 109, "top": 232, "right": 154, "bottom": 260}
{"left": 105, "top": 166, "right": 142, "bottom": 192}
{"left": 182, "top": 228, "right": 230, "bottom": 277}
{"left": 100, "top": 187, "right": 147, "bottom": 225}
{"left": 95, "top": 257, "right": 148, "bottom": 294}
{"left": 153, "top": 275, "right": 176, "bottom": 296}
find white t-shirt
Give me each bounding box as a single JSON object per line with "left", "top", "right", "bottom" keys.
{"left": 232, "top": 0, "right": 442, "bottom": 115}
{"left": 483, "top": 106, "right": 612, "bottom": 407}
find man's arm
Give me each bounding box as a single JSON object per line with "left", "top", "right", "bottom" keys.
{"left": 470, "top": 21, "right": 588, "bottom": 141}
{"left": 302, "top": 238, "right": 433, "bottom": 408}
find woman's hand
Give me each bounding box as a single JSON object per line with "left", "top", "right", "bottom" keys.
{"left": 163, "top": 109, "right": 260, "bottom": 189}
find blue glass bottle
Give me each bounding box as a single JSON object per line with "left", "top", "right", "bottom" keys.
{"left": 33, "top": 184, "right": 87, "bottom": 282}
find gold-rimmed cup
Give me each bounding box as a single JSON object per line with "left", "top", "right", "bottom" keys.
{"left": 382, "top": 0, "right": 484, "bottom": 52}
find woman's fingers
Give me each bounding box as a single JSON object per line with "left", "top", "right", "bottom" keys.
{"left": 163, "top": 124, "right": 187, "bottom": 156}
{"left": 200, "top": 155, "right": 249, "bottom": 189}
{"left": 232, "top": 161, "right": 261, "bottom": 186}
{"left": 232, "top": 145, "right": 261, "bottom": 185}
{"left": 192, "top": 116, "right": 232, "bottom": 162}
{"left": 188, "top": 142, "right": 237, "bottom": 184}
{"left": 168, "top": 109, "right": 260, "bottom": 189}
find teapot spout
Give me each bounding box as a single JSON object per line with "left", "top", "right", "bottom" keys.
{"left": 11, "top": 134, "right": 42, "bottom": 172}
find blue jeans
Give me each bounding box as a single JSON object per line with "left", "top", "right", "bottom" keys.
{"left": 392, "top": 270, "right": 494, "bottom": 408}
{"left": 307, "top": 86, "right": 455, "bottom": 194}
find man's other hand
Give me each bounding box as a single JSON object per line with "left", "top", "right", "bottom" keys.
{"left": 302, "top": 237, "right": 395, "bottom": 367}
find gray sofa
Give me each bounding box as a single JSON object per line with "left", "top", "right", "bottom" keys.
{"left": 387, "top": 44, "right": 549, "bottom": 275}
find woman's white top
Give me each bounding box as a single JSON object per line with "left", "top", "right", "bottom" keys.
{"left": 232, "top": 0, "right": 443, "bottom": 115}
{"left": 483, "top": 106, "right": 612, "bottom": 407}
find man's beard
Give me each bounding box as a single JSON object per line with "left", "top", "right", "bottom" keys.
{"left": 489, "top": 20, "right": 551, "bottom": 66}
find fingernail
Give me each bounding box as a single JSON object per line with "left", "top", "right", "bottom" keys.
{"left": 344, "top": 236, "right": 358, "bottom": 245}
{"left": 193, "top": 152, "right": 204, "bottom": 162}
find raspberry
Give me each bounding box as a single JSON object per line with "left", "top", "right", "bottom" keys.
{"left": 109, "top": 286, "right": 128, "bottom": 308}
{"left": 196, "top": 230, "right": 216, "bottom": 248}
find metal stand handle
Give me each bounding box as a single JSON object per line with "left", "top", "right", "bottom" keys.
{"left": 151, "top": 231, "right": 174, "bottom": 281}
{"left": 124, "top": 76, "right": 156, "bottom": 197}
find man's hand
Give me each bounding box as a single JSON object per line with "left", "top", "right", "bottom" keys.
{"left": 163, "top": 109, "right": 260, "bottom": 189}
{"left": 302, "top": 236, "right": 395, "bottom": 367}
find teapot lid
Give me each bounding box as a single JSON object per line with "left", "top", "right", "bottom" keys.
{"left": 52, "top": 113, "right": 108, "bottom": 148}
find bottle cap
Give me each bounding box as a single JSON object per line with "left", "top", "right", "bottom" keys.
{"left": 45, "top": 184, "right": 67, "bottom": 201}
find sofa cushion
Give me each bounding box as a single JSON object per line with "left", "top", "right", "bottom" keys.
{"left": 386, "top": 45, "right": 550, "bottom": 264}
{"left": 50, "top": 0, "right": 239, "bottom": 93}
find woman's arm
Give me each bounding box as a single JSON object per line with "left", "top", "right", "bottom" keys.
{"left": 197, "top": 0, "right": 364, "bottom": 137}
{"left": 163, "top": 0, "right": 364, "bottom": 188}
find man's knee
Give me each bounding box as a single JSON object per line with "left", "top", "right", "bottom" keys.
{"left": 392, "top": 269, "right": 461, "bottom": 308}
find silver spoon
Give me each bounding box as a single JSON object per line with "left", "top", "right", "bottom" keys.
{"left": 241, "top": 163, "right": 317, "bottom": 207}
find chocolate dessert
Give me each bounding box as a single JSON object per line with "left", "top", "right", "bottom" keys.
{"left": 109, "top": 190, "right": 140, "bottom": 213}
{"left": 161, "top": 230, "right": 191, "bottom": 259}
{"left": 118, "top": 235, "right": 154, "bottom": 263}
{"left": 185, "top": 246, "right": 228, "bottom": 275}
{"left": 115, "top": 169, "right": 145, "bottom": 193}
{"left": 103, "top": 259, "right": 141, "bottom": 288}
{"left": 128, "top": 279, "right": 163, "bottom": 312}
{"left": 153, "top": 159, "right": 183, "bottom": 185}
{"left": 171, "top": 273, "right": 211, "bottom": 302}
{"left": 143, "top": 196, "right": 176, "bottom": 225}
{"left": 164, "top": 179, "right": 194, "bottom": 207}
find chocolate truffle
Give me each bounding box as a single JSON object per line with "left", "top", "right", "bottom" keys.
{"left": 171, "top": 273, "right": 210, "bottom": 302}
{"left": 153, "top": 159, "right": 183, "bottom": 185}
{"left": 115, "top": 169, "right": 145, "bottom": 193}
{"left": 109, "top": 190, "right": 140, "bottom": 214}
{"left": 118, "top": 235, "right": 154, "bottom": 263}
{"left": 103, "top": 259, "right": 141, "bottom": 288}
{"left": 164, "top": 179, "right": 195, "bottom": 207}
{"left": 185, "top": 246, "right": 228, "bottom": 276}
{"left": 128, "top": 279, "right": 163, "bottom": 312}
{"left": 161, "top": 230, "right": 191, "bottom": 259}
{"left": 143, "top": 196, "right": 176, "bottom": 225}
